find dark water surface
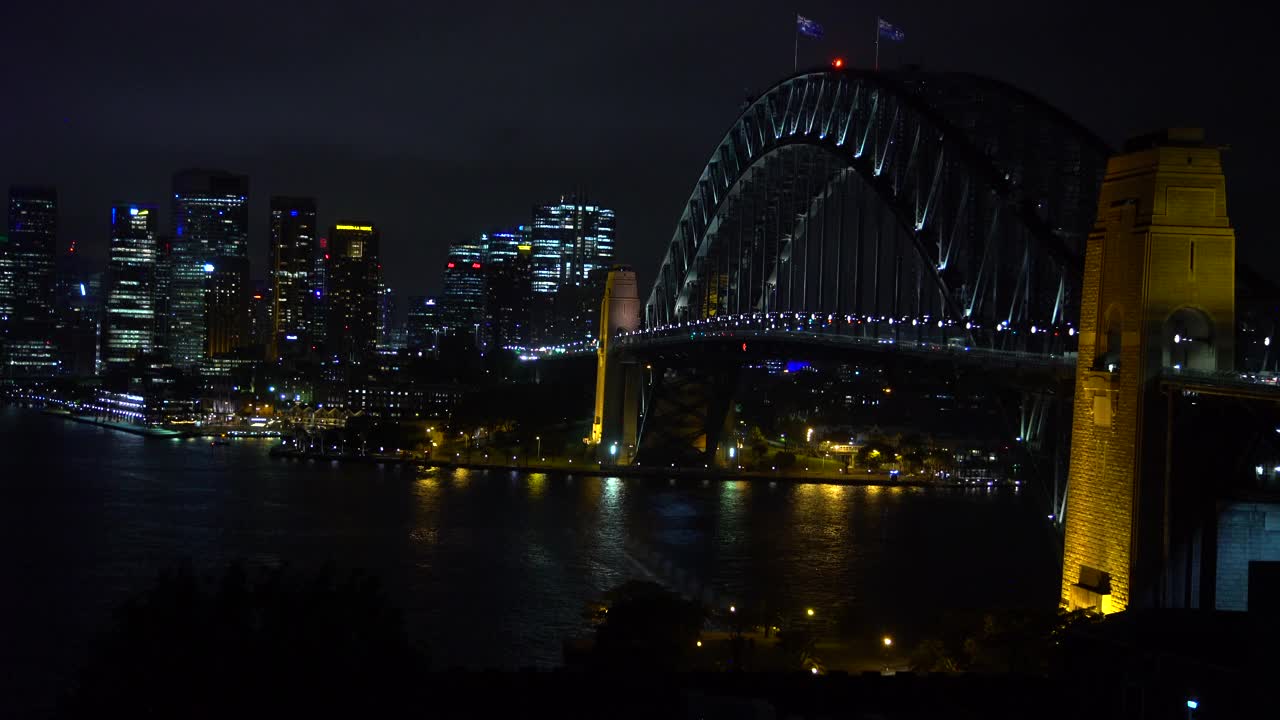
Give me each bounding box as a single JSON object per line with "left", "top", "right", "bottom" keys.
{"left": 0, "top": 407, "right": 1057, "bottom": 715}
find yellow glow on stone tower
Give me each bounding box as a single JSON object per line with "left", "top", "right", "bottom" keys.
{"left": 1061, "top": 128, "right": 1235, "bottom": 613}
{"left": 590, "top": 267, "right": 641, "bottom": 450}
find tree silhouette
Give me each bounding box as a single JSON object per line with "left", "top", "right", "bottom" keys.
{"left": 66, "top": 562, "right": 424, "bottom": 717}
{"left": 591, "top": 581, "right": 705, "bottom": 671}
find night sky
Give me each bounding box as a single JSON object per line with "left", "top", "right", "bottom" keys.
{"left": 2, "top": 1, "right": 1267, "bottom": 299}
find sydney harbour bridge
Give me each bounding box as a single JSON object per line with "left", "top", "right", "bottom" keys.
{"left": 542, "top": 68, "right": 1114, "bottom": 507}
{"left": 531, "top": 66, "right": 1280, "bottom": 613}
{"left": 642, "top": 69, "right": 1107, "bottom": 348}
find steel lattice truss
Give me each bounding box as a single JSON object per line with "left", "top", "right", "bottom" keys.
{"left": 643, "top": 70, "right": 1110, "bottom": 354}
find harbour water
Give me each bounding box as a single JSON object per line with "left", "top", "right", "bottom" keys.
{"left": 0, "top": 407, "right": 1057, "bottom": 715}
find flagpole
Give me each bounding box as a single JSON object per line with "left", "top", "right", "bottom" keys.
{"left": 874, "top": 17, "right": 880, "bottom": 71}
{"left": 793, "top": 13, "right": 799, "bottom": 72}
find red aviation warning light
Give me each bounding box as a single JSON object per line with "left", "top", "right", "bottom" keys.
{"left": 832, "top": 57, "right": 845, "bottom": 69}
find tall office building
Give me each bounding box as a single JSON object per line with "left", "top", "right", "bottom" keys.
{"left": 440, "top": 236, "right": 487, "bottom": 346}
{"left": 530, "top": 197, "right": 615, "bottom": 295}
{"left": 310, "top": 236, "right": 328, "bottom": 346}
{"left": 268, "top": 196, "right": 317, "bottom": 358}
{"left": 169, "top": 169, "right": 249, "bottom": 366}
{"left": 56, "top": 270, "right": 103, "bottom": 377}
{"left": 484, "top": 227, "right": 532, "bottom": 349}
{"left": 53, "top": 247, "right": 104, "bottom": 377}
{"left": 103, "top": 205, "right": 157, "bottom": 367}
{"left": 1, "top": 186, "right": 60, "bottom": 375}
{"left": 325, "top": 223, "right": 380, "bottom": 361}
{"left": 152, "top": 235, "right": 173, "bottom": 358}
{"left": 376, "top": 282, "right": 398, "bottom": 350}
{"left": 406, "top": 296, "right": 441, "bottom": 351}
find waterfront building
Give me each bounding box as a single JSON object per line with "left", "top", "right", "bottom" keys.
{"left": 103, "top": 205, "right": 158, "bottom": 368}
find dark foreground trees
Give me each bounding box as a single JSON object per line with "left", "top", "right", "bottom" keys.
{"left": 65, "top": 562, "right": 423, "bottom": 718}
{"left": 591, "top": 581, "right": 705, "bottom": 671}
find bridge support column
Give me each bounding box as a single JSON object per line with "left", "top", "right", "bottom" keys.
{"left": 1061, "top": 129, "right": 1236, "bottom": 614}
{"left": 590, "top": 267, "right": 641, "bottom": 462}
{"left": 596, "top": 358, "right": 643, "bottom": 463}
{"left": 632, "top": 356, "right": 741, "bottom": 468}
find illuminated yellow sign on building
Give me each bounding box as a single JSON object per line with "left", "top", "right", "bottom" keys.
{"left": 334, "top": 224, "right": 373, "bottom": 232}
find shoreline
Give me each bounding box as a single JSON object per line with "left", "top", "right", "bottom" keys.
{"left": 268, "top": 447, "right": 1015, "bottom": 489}
{"left": 52, "top": 411, "right": 188, "bottom": 438}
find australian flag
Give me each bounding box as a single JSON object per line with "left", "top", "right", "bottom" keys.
{"left": 796, "top": 15, "right": 823, "bottom": 39}
{"left": 878, "top": 18, "right": 906, "bottom": 42}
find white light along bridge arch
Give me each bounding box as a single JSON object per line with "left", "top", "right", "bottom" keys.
{"left": 643, "top": 69, "right": 1112, "bottom": 356}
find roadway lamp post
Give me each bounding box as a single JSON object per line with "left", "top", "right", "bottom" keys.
{"left": 536, "top": 435, "right": 541, "bottom": 462}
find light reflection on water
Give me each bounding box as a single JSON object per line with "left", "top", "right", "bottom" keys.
{"left": 1, "top": 408, "right": 1057, "bottom": 709}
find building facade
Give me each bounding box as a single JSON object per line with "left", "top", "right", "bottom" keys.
{"left": 325, "top": 223, "right": 381, "bottom": 361}
{"left": 103, "top": 205, "right": 157, "bottom": 368}
{"left": 2, "top": 186, "right": 60, "bottom": 376}
{"left": 440, "top": 236, "right": 487, "bottom": 345}
{"left": 406, "top": 296, "right": 441, "bottom": 351}
{"left": 168, "top": 169, "right": 249, "bottom": 366}
{"left": 530, "top": 197, "right": 615, "bottom": 345}
{"left": 268, "top": 196, "right": 317, "bottom": 358}
{"left": 530, "top": 197, "right": 615, "bottom": 295}
{"left": 484, "top": 227, "right": 532, "bottom": 350}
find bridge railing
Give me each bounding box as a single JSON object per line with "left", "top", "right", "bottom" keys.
{"left": 1158, "top": 366, "right": 1280, "bottom": 393}
{"left": 519, "top": 312, "right": 1078, "bottom": 370}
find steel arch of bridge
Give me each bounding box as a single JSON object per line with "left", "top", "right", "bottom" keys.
{"left": 644, "top": 70, "right": 1110, "bottom": 353}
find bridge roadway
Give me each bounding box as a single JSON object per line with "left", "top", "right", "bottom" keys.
{"left": 528, "top": 313, "right": 1280, "bottom": 396}
{"left": 524, "top": 311, "right": 1079, "bottom": 373}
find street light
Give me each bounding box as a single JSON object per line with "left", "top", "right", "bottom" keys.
{"left": 536, "top": 435, "right": 541, "bottom": 460}
{"left": 882, "top": 636, "right": 893, "bottom": 647}
{"left": 806, "top": 608, "right": 815, "bottom": 617}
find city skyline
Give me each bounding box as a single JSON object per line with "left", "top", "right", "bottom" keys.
{"left": 1, "top": 5, "right": 1276, "bottom": 715}
{"left": 0, "top": 2, "right": 1267, "bottom": 301}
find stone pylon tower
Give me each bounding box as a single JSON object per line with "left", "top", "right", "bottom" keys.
{"left": 590, "top": 267, "right": 641, "bottom": 460}
{"left": 1062, "top": 128, "right": 1236, "bottom": 613}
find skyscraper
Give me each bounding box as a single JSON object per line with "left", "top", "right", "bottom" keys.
{"left": 376, "top": 282, "right": 399, "bottom": 351}
{"left": 310, "top": 236, "right": 328, "bottom": 346}
{"left": 440, "top": 236, "right": 487, "bottom": 346}
{"left": 406, "top": 296, "right": 441, "bottom": 351}
{"left": 169, "top": 169, "right": 249, "bottom": 366}
{"left": 1, "top": 186, "right": 60, "bottom": 376}
{"left": 530, "top": 197, "right": 615, "bottom": 295}
{"left": 484, "top": 227, "right": 532, "bottom": 349}
{"left": 53, "top": 246, "right": 103, "bottom": 377}
{"left": 268, "top": 196, "right": 317, "bottom": 358}
{"left": 103, "top": 205, "right": 157, "bottom": 368}
{"left": 325, "top": 223, "right": 380, "bottom": 361}
{"left": 152, "top": 235, "right": 173, "bottom": 359}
